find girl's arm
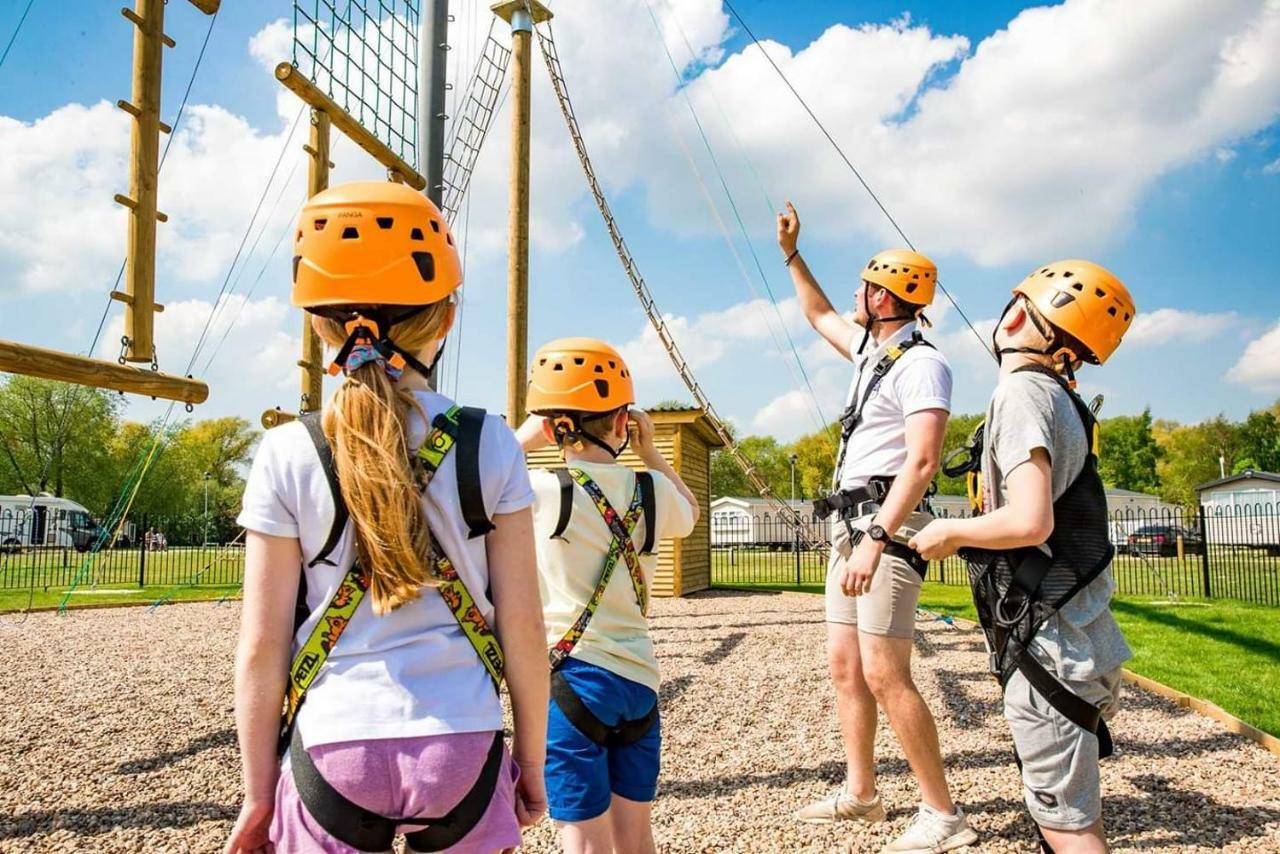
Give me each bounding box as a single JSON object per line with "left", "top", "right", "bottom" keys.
{"left": 486, "top": 507, "right": 549, "bottom": 823}
{"left": 225, "top": 531, "right": 301, "bottom": 853}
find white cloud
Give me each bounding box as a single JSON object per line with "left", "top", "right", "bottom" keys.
{"left": 1226, "top": 320, "right": 1280, "bottom": 391}
{"left": 1215, "top": 147, "right": 1238, "bottom": 162}
{"left": 1264, "top": 157, "right": 1280, "bottom": 174}
{"left": 1126, "top": 308, "right": 1240, "bottom": 346}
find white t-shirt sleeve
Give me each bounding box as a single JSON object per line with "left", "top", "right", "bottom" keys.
{"left": 488, "top": 415, "right": 536, "bottom": 516}
{"left": 651, "top": 470, "right": 696, "bottom": 541}
{"left": 894, "top": 353, "right": 952, "bottom": 416}
{"left": 236, "top": 428, "right": 300, "bottom": 539}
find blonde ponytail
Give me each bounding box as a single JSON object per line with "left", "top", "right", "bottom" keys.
{"left": 314, "top": 302, "right": 453, "bottom": 615}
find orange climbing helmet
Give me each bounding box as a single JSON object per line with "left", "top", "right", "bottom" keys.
{"left": 292, "top": 181, "right": 462, "bottom": 309}
{"left": 1012, "top": 260, "right": 1136, "bottom": 364}
{"left": 862, "top": 248, "right": 937, "bottom": 306}
{"left": 527, "top": 338, "right": 635, "bottom": 415}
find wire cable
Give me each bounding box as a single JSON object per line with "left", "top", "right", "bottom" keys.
{"left": 720, "top": 0, "right": 994, "bottom": 361}
{"left": 0, "top": 0, "right": 35, "bottom": 72}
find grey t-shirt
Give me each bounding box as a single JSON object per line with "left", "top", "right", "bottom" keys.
{"left": 982, "top": 370, "right": 1132, "bottom": 681}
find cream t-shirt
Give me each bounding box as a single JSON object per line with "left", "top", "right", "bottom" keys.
{"left": 531, "top": 461, "right": 696, "bottom": 691}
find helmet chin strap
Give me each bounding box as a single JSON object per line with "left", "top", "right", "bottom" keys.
{"left": 550, "top": 413, "right": 629, "bottom": 458}
{"left": 856, "top": 286, "right": 918, "bottom": 355}
{"left": 992, "top": 296, "right": 1079, "bottom": 386}
{"left": 318, "top": 305, "right": 447, "bottom": 384}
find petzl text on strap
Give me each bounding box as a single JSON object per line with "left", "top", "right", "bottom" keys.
{"left": 280, "top": 564, "right": 369, "bottom": 751}
{"left": 548, "top": 469, "right": 648, "bottom": 671}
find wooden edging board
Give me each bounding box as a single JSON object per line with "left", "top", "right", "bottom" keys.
{"left": 712, "top": 587, "right": 1280, "bottom": 759}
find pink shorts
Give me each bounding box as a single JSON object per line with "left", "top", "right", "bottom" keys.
{"left": 271, "top": 731, "right": 522, "bottom": 853}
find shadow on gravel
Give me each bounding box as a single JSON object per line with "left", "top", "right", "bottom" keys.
{"left": 701, "top": 632, "right": 747, "bottom": 664}
{"left": 651, "top": 619, "right": 825, "bottom": 633}
{"left": 934, "top": 669, "right": 1000, "bottom": 729}
{"left": 660, "top": 675, "right": 694, "bottom": 709}
{"left": 117, "top": 727, "right": 237, "bottom": 774}
{"left": 0, "top": 802, "right": 237, "bottom": 839}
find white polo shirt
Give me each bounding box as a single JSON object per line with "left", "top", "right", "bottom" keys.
{"left": 835, "top": 322, "right": 952, "bottom": 491}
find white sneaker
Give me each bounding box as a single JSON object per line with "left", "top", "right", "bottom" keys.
{"left": 882, "top": 804, "right": 978, "bottom": 853}
{"left": 795, "top": 786, "right": 886, "bottom": 824}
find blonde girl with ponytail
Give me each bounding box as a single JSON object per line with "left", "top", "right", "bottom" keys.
{"left": 226, "top": 182, "right": 548, "bottom": 854}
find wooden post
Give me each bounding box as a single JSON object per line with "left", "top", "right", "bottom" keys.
{"left": 493, "top": 2, "right": 551, "bottom": 426}
{"left": 298, "top": 109, "right": 330, "bottom": 414}
{"left": 115, "top": 0, "right": 169, "bottom": 364}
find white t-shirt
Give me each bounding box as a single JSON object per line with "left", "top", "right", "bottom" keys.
{"left": 836, "top": 322, "right": 953, "bottom": 491}
{"left": 531, "top": 462, "right": 696, "bottom": 692}
{"left": 236, "top": 390, "right": 535, "bottom": 749}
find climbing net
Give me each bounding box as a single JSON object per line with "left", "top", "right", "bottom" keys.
{"left": 293, "top": 0, "right": 421, "bottom": 168}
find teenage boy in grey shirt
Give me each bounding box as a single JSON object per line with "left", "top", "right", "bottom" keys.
{"left": 911, "top": 259, "right": 1138, "bottom": 854}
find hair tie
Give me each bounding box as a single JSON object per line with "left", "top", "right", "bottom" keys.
{"left": 343, "top": 343, "right": 404, "bottom": 381}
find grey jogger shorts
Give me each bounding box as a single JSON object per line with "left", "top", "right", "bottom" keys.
{"left": 1003, "top": 665, "right": 1123, "bottom": 831}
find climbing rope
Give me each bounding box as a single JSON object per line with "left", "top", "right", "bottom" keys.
{"left": 531, "top": 14, "right": 817, "bottom": 543}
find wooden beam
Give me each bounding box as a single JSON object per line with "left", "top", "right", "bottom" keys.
{"left": 275, "top": 63, "right": 427, "bottom": 191}
{"left": 260, "top": 409, "right": 298, "bottom": 430}
{"left": 300, "top": 109, "right": 330, "bottom": 414}
{"left": 186, "top": 0, "right": 220, "bottom": 14}
{"left": 0, "top": 339, "right": 209, "bottom": 405}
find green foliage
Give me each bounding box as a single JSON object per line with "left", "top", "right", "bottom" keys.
{"left": 1098, "top": 408, "right": 1161, "bottom": 493}
{"left": 1238, "top": 410, "right": 1280, "bottom": 472}
{"left": 937, "top": 413, "right": 984, "bottom": 496}
{"left": 0, "top": 376, "right": 258, "bottom": 523}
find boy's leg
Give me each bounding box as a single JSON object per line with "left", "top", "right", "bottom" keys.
{"left": 1003, "top": 669, "right": 1117, "bottom": 849}
{"left": 558, "top": 815, "right": 614, "bottom": 854}
{"left": 547, "top": 695, "right": 614, "bottom": 850}
{"left": 608, "top": 794, "right": 657, "bottom": 854}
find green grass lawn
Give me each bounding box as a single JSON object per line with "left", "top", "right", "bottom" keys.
{"left": 716, "top": 577, "right": 1280, "bottom": 738}
{"left": 0, "top": 582, "right": 242, "bottom": 612}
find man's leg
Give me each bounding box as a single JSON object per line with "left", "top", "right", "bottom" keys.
{"left": 1041, "top": 820, "right": 1109, "bottom": 853}
{"left": 860, "top": 631, "right": 955, "bottom": 813}
{"left": 828, "top": 622, "right": 878, "bottom": 800}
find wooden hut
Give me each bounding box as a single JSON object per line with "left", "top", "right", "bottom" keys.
{"left": 525, "top": 405, "right": 724, "bottom": 597}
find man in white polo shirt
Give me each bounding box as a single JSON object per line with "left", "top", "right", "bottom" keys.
{"left": 778, "top": 203, "right": 976, "bottom": 853}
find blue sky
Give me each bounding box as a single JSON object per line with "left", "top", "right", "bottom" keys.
{"left": 2, "top": 0, "right": 1279, "bottom": 442}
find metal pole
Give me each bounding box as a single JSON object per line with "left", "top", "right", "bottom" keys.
{"left": 203, "top": 472, "right": 210, "bottom": 546}
{"left": 1198, "top": 503, "right": 1212, "bottom": 598}
{"left": 505, "top": 9, "right": 533, "bottom": 426}
{"left": 420, "top": 0, "right": 450, "bottom": 208}
{"left": 420, "top": 0, "right": 450, "bottom": 391}
{"left": 791, "top": 454, "right": 800, "bottom": 586}
{"left": 299, "top": 109, "right": 331, "bottom": 414}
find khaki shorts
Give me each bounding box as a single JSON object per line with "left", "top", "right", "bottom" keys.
{"left": 824, "top": 511, "right": 932, "bottom": 639}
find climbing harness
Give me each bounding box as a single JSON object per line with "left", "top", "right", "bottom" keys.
{"left": 957, "top": 365, "right": 1117, "bottom": 851}
{"left": 942, "top": 421, "right": 986, "bottom": 514}
{"left": 548, "top": 468, "right": 660, "bottom": 748}
{"left": 280, "top": 407, "right": 505, "bottom": 849}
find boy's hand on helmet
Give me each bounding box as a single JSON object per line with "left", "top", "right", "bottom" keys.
{"left": 629, "top": 409, "right": 658, "bottom": 457}
{"left": 777, "top": 201, "right": 800, "bottom": 256}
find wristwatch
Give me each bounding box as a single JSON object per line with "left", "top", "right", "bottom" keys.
{"left": 866, "top": 524, "right": 891, "bottom": 544}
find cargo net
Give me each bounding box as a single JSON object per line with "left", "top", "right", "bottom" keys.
{"left": 293, "top": 0, "right": 421, "bottom": 168}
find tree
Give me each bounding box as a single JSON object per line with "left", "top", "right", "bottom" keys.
{"left": 1155, "top": 416, "right": 1246, "bottom": 509}
{"left": 936, "top": 413, "right": 985, "bottom": 496}
{"left": 0, "top": 376, "right": 120, "bottom": 503}
{"left": 710, "top": 434, "right": 792, "bottom": 499}
{"left": 1237, "top": 410, "right": 1280, "bottom": 473}
{"left": 787, "top": 425, "right": 838, "bottom": 500}
{"left": 1098, "top": 408, "right": 1161, "bottom": 493}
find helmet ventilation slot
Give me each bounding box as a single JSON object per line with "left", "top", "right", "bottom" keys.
{"left": 376, "top": 217, "right": 394, "bottom": 229}
{"left": 342, "top": 227, "right": 359, "bottom": 239}
{"left": 412, "top": 251, "right": 435, "bottom": 282}
{"left": 410, "top": 228, "right": 425, "bottom": 241}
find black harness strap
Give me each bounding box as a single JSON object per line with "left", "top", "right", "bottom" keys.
{"left": 302, "top": 413, "right": 348, "bottom": 568}
{"left": 551, "top": 468, "right": 575, "bottom": 541}
{"left": 636, "top": 471, "right": 656, "bottom": 555}
{"left": 548, "top": 469, "right": 657, "bottom": 555}
{"left": 290, "top": 725, "right": 504, "bottom": 852}
{"left": 551, "top": 670, "right": 658, "bottom": 748}
{"left": 1015, "top": 650, "right": 1113, "bottom": 758}
{"left": 848, "top": 526, "right": 928, "bottom": 579}
{"left": 455, "top": 407, "right": 495, "bottom": 539}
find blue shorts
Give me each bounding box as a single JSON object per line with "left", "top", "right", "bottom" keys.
{"left": 545, "top": 658, "right": 661, "bottom": 822}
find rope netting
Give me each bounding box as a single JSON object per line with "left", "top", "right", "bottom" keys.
{"left": 293, "top": 0, "right": 421, "bottom": 168}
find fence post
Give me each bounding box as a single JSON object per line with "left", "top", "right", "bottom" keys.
{"left": 138, "top": 514, "right": 148, "bottom": 588}
{"left": 794, "top": 520, "right": 802, "bottom": 586}
{"left": 1197, "top": 504, "right": 1211, "bottom": 599}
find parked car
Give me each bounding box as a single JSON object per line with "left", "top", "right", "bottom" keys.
{"left": 1127, "top": 524, "right": 1205, "bottom": 558}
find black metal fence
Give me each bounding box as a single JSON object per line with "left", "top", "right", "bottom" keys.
{"left": 0, "top": 508, "right": 244, "bottom": 591}
{"left": 710, "top": 504, "right": 1280, "bottom": 606}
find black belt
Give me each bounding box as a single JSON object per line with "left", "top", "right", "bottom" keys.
{"left": 551, "top": 670, "right": 658, "bottom": 747}
{"left": 290, "top": 725, "right": 504, "bottom": 852}
{"left": 812, "top": 477, "right": 896, "bottom": 518}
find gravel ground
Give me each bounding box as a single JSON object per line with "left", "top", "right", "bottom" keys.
{"left": 1, "top": 590, "right": 1278, "bottom": 852}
